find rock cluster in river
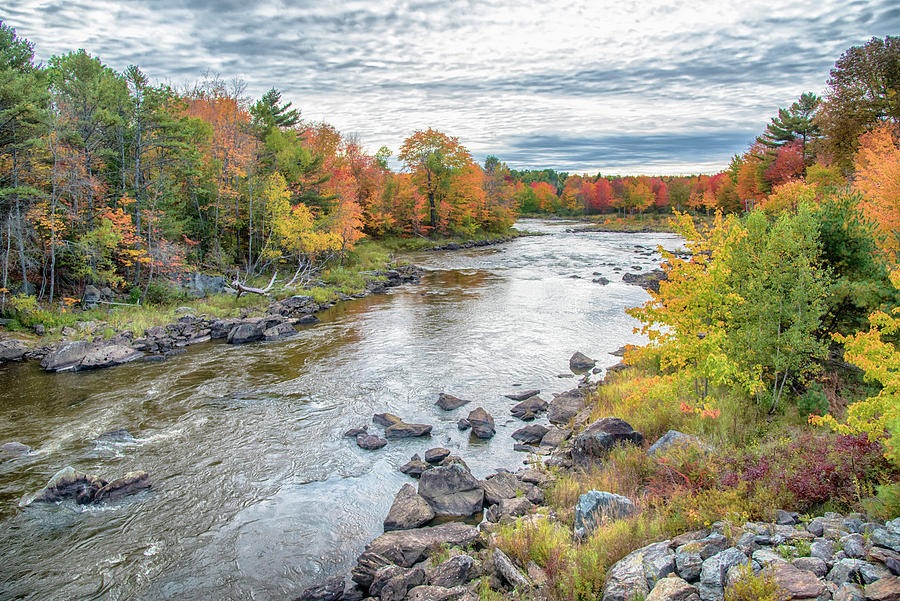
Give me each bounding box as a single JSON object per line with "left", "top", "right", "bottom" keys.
{"left": 19, "top": 466, "right": 151, "bottom": 507}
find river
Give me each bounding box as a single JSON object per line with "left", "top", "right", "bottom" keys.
{"left": 0, "top": 219, "right": 683, "bottom": 601}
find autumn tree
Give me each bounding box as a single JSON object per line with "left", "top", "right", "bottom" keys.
{"left": 398, "top": 128, "right": 472, "bottom": 233}
{"left": 853, "top": 122, "right": 900, "bottom": 258}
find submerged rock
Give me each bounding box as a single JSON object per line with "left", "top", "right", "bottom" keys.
{"left": 93, "top": 471, "right": 151, "bottom": 502}
{"left": 373, "top": 413, "right": 404, "bottom": 427}
{"left": 356, "top": 434, "right": 388, "bottom": 450}
{"left": 504, "top": 389, "right": 540, "bottom": 401}
{"left": 0, "top": 441, "right": 31, "bottom": 459}
{"left": 510, "top": 396, "right": 548, "bottom": 420}
{"left": 385, "top": 422, "right": 433, "bottom": 439}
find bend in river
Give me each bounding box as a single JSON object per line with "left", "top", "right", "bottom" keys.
{"left": 0, "top": 219, "right": 683, "bottom": 601}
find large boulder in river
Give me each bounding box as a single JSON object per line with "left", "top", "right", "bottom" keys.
{"left": 504, "top": 389, "right": 540, "bottom": 401}
{"left": 548, "top": 387, "right": 588, "bottom": 425}
{"left": 351, "top": 522, "right": 480, "bottom": 589}
{"left": 384, "top": 483, "right": 435, "bottom": 531}
{"left": 435, "top": 393, "right": 470, "bottom": 411}
{"left": 385, "top": 422, "right": 433, "bottom": 439}
{"left": 512, "top": 424, "right": 549, "bottom": 444}
{"left": 572, "top": 417, "right": 643, "bottom": 468}
{"left": 418, "top": 463, "right": 484, "bottom": 517}
{"left": 263, "top": 322, "right": 297, "bottom": 341}
{"left": 20, "top": 466, "right": 107, "bottom": 506}
{"left": 93, "top": 471, "right": 151, "bottom": 502}
{"left": 357, "top": 433, "right": 388, "bottom": 450}
{"left": 1, "top": 441, "right": 31, "bottom": 459}
{"left": 622, "top": 269, "right": 667, "bottom": 292}
{"left": 226, "top": 321, "right": 265, "bottom": 344}
{"left": 40, "top": 341, "right": 142, "bottom": 372}
{"left": 0, "top": 339, "right": 27, "bottom": 362}
{"left": 570, "top": 351, "right": 596, "bottom": 372}
{"left": 466, "top": 407, "right": 495, "bottom": 439}
{"left": 373, "top": 413, "right": 404, "bottom": 427}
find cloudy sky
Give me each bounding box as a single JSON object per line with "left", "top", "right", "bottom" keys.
{"left": 4, "top": 1, "right": 898, "bottom": 174}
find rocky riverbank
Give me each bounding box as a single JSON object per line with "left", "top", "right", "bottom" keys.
{"left": 291, "top": 353, "right": 900, "bottom": 601}
{"left": 0, "top": 265, "right": 424, "bottom": 373}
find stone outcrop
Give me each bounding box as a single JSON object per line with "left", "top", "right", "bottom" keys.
{"left": 466, "top": 408, "right": 495, "bottom": 439}
{"left": 418, "top": 464, "right": 484, "bottom": 517}
{"left": 572, "top": 417, "right": 643, "bottom": 468}
{"left": 384, "top": 484, "right": 435, "bottom": 531}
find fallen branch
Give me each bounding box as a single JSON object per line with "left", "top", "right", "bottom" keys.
{"left": 231, "top": 270, "right": 277, "bottom": 298}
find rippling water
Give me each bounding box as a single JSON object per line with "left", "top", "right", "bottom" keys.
{"left": 0, "top": 219, "right": 683, "bottom": 601}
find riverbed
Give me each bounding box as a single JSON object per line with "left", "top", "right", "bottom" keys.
{"left": 0, "top": 219, "right": 683, "bottom": 601}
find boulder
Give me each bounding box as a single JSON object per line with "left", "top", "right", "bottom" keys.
{"left": 97, "top": 428, "right": 135, "bottom": 443}
{"left": 647, "top": 431, "right": 705, "bottom": 457}
{"left": 547, "top": 388, "right": 588, "bottom": 425}
{"left": 504, "top": 390, "right": 540, "bottom": 401}
{"left": 357, "top": 434, "right": 388, "bottom": 450}
{"left": 384, "top": 484, "right": 435, "bottom": 531}
{"left": 0, "top": 339, "right": 27, "bottom": 362}
{"left": 1, "top": 441, "right": 31, "bottom": 459}
{"left": 466, "top": 408, "right": 495, "bottom": 439}
{"left": 492, "top": 547, "right": 531, "bottom": 590}
{"left": 834, "top": 583, "right": 866, "bottom": 601}
{"left": 429, "top": 555, "right": 476, "bottom": 588}
{"left": 344, "top": 426, "right": 368, "bottom": 437}
{"left": 436, "top": 394, "right": 470, "bottom": 411}
{"left": 385, "top": 422, "right": 433, "bottom": 439}
{"left": 510, "top": 396, "right": 548, "bottom": 420}
{"left": 373, "top": 565, "right": 426, "bottom": 601}
{"left": 457, "top": 419, "right": 470, "bottom": 431}
{"left": 540, "top": 426, "right": 572, "bottom": 449}
{"left": 768, "top": 563, "right": 825, "bottom": 600}
{"left": 399, "top": 455, "right": 429, "bottom": 478}
{"left": 574, "top": 491, "right": 638, "bottom": 535}
{"left": 572, "top": 417, "right": 643, "bottom": 468}
{"left": 263, "top": 322, "right": 298, "bottom": 341}
{"left": 512, "top": 425, "right": 549, "bottom": 445}
{"left": 698, "top": 548, "right": 748, "bottom": 601}
{"left": 373, "top": 413, "right": 404, "bottom": 427}
{"left": 865, "top": 576, "right": 900, "bottom": 601}
{"left": 418, "top": 464, "right": 483, "bottom": 517}
{"left": 82, "top": 284, "right": 102, "bottom": 308}
{"left": 498, "top": 496, "right": 533, "bottom": 518}
{"left": 406, "top": 585, "right": 467, "bottom": 601}
{"left": 647, "top": 576, "right": 700, "bottom": 601}
{"left": 424, "top": 448, "right": 451, "bottom": 464}
{"left": 226, "top": 321, "right": 265, "bottom": 344}
{"left": 351, "top": 522, "right": 480, "bottom": 589}
{"left": 41, "top": 341, "right": 143, "bottom": 372}
{"left": 185, "top": 273, "right": 225, "bottom": 297}
{"left": 93, "top": 471, "right": 151, "bottom": 502}
{"left": 569, "top": 351, "right": 596, "bottom": 372}
{"left": 481, "top": 472, "right": 521, "bottom": 506}
{"left": 623, "top": 269, "right": 667, "bottom": 292}
{"left": 790, "top": 557, "right": 828, "bottom": 578}
{"left": 841, "top": 533, "right": 867, "bottom": 559}
{"left": 20, "top": 466, "right": 107, "bottom": 506}
{"left": 293, "top": 576, "right": 344, "bottom": 601}
{"left": 603, "top": 541, "right": 675, "bottom": 601}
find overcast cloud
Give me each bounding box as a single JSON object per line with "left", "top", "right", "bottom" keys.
{"left": 4, "top": 0, "right": 898, "bottom": 174}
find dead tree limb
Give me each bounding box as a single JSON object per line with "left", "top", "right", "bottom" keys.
{"left": 232, "top": 270, "right": 277, "bottom": 298}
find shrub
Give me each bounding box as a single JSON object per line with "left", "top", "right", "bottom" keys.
{"left": 724, "top": 562, "right": 778, "bottom": 601}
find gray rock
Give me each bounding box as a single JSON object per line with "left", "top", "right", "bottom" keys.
{"left": 569, "top": 351, "right": 596, "bottom": 372}
{"left": 547, "top": 388, "right": 588, "bottom": 425}
{"left": 424, "top": 448, "right": 451, "bottom": 464}
{"left": 504, "top": 390, "right": 540, "bottom": 401}
{"left": 751, "top": 548, "right": 786, "bottom": 568}
{"left": 97, "top": 428, "right": 135, "bottom": 443}
{"left": 185, "top": 272, "right": 225, "bottom": 297}
{"left": 572, "top": 417, "right": 643, "bottom": 468}
{"left": 676, "top": 548, "right": 704, "bottom": 582}
{"left": 93, "top": 471, "right": 151, "bottom": 502}
{"left": 436, "top": 394, "right": 470, "bottom": 411}
{"left": 481, "top": 472, "right": 521, "bottom": 506}
{"left": 384, "top": 484, "right": 435, "bottom": 531}
{"left": 1, "top": 441, "right": 31, "bottom": 459}
{"left": 604, "top": 547, "right": 650, "bottom": 601}
{"left": 351, "top": 522, "right": 480, "bottom": 589}
{"left": 827, "top": 558, "right": 871, "bottom": 585}
{"left": 293, "top": 575, "right": 344, "bottom": 601}
{"left": 792, "top": 556, "right": 828, "bottom": 578}
{"left": 698, "top": 548, "right": 748, "bottom": 601}
{"left": 385, "top": 423, "right": 433, "bottom": 439}
{"left": 498, "top": 496, "right": 533, "bottom": 518}
{"left": 643, "top": 541, "right": 677, "bottom": 588}
{"left": 811, "top": 540, "right": 835, "bottom": 561}
{"left": 0, "top": 339, "right": 27, "bottom": 362}
{"left": 540, "top": 426, "right": 572, "bottom": 449}
{"left": 646, "top": 576, "right": 700, "bottom": 601}
{"left": 20, "top": 466, "right": 107, "bottom": 506}
{"left": 510, "top": 396, "right": 548, "bottom": 420}
{"left": 373, "top": 413, "right": 404, "bottom": 427}
{"left": 574, "top": 491, "right": 637, "bottom": 535}
{"left": 841, "top": 533, "right": 867, "bottom": 559}
{"left": 429, "top": 555, "right": 476, "bottom": 588}
{"left": 492, "top": 548, "right": 530, "bottom": 590}
{"left": 775, "top": 509, "right": 800, "bottom": 525}
{"left": 406, "top": 585, "right": 467, "bottom": 601}
{"left": 647, "top": 430, "right": 703, "bottom": 457}
{"left": 833, "top": 582, "right": 865, "bottom": 601}
{"left": 82, "top": 284, "right": 102, "bottom": 307}
{"left": 399, "top": 454, "right": 429, "bottom": 478}
{"left": 466, "top": 408, "right": 495, "bottom": 439}
{"left": 357, "top": 434, "right": 388, "bottom": 450}
{"left": 768, "top": 563, "right": 825, "bottom": 600}
{"left": 374, "top": 565, "right": 426, "bottom": 601}
{"left": 263, "top": 322, "right": 298, "bottom": 341}
{"left": 226, "top": 322, "right": 265, "bottom": 344}
{"left": 418, "top": 464, "right": 483, "bottom": 517}
{"left": 887, "top": 518, "right": 900, "bottom": 537}
{"left": 872, "top": 528, "right": 900, "bottom": 553}
{"left": 512, "top": 425, "right": 549, "bottom": 444}
{"left": 864, "top": 576, "right": 900, "bottom": 601}
{"left": 456, "top": 419, "right": 470, "bottom": 431}
{"left": 40, "top": 341, "right": 143, "bottom": 372}
{"left": 344, "top": 426, "right": 368, "bottom": 437}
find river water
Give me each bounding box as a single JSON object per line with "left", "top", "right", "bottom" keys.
{"left": 0, "top": 219, "right": 682, "bottom": 601}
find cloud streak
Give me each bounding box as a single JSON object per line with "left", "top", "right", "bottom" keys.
{"left": 5, "top": 0, "right": 898, "bottom": 174}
